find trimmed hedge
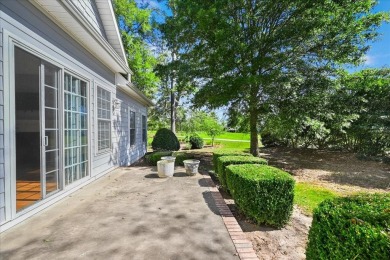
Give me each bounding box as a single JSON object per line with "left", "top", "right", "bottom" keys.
{"left": 226, "top": 164, "right": 295, "bottom": 228}
{"left": 217, "top": 156, "right": 268, "bottom": 189}
{"left": 306, "top": 193, "right": 390, "bottom": 260}
{"left": 172, "top": 151, "right": 195, "bottom": 166}
{"left": 145, "top": 151, "right": 172, "bottom": 166}
{"left": 145, "top": 151, "right": 194, "bottom": 166}
{"left": 212, "top": 150, "right": 252, "bottom": 173}
{"left": 151, "top": 128, "right": 180, "bottom": 151}
{"left": 189, "top": 135, "right": 204, "bottom": 149}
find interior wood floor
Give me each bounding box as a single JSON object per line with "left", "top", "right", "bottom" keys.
{"left": 16, "top": 181, "right": 42, "bottom": 211}
{"left": 16, "top": 168, "right": 58, "bottom": 211}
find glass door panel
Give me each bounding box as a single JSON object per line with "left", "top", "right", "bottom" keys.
{"left": 15, "top": 47, "right": 42, "bottom": 212}
{"left": 42, "top": 63, "right": 60, "bottom": 197}
{"left": 64, "top": 74, "right": 88, "bottom": 186}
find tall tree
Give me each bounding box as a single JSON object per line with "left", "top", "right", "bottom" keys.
{"left": 113, "top": 0, "right": 160, "bottom": 97}
{"left": 164, "top": 0, "right": 389, "bottom": 155}
{"left": 156, "top": 0, "right": 196, "bottom": 133}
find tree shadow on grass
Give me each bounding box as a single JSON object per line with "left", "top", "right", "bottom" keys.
{"left": 260, "top": 147, "right": 390, "bottom": 190}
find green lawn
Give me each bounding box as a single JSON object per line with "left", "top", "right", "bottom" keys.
{"left": 147, "top": 129, "right": 339, "bottom": 215}
{"left": 294, "top": 182, "right": 339, "bottom": 215}
{"left": 148, "top": 130, "right": 253, "bottom": 150}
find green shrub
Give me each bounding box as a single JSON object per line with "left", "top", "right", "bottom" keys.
{"left": 172, "top": 151, "right": 195, "bottom": 166}
{"left": 189, "top": 135, "right": 204, "bottom": 149}
{"left": 212, "top": 150, "right": 252, "bottom": 173}
{"left": 217, "top": 156, "right": 268, "bottom": 189}
{"left": 226, "top": 164, "right": 295, "bottom": 228}
{"left": 151, "top": 128, "right": 180, "bottom": 151}
{"left": 306, "top": 193, "right": 390, "bottom": 260}
{"left": 145, "top": 151, "right": 172, "bottom": 166}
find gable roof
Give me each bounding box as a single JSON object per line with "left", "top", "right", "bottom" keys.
{"left": 31, "top": 0, "right": 130, "bottom": 75}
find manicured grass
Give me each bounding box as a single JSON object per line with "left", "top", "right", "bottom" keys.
{"left": 193, "top": 132, "right": 251, "bottom": 141}
{"left": 148, "top": 130, "right": 254, "bottom": 150}
{"left": 209, "top": 140, "right": 250, "bottom": 150}
{"left": 294, "top": 182, "right": 339, "bottom": 215}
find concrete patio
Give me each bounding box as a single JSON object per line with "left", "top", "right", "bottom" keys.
{"left": 0, "top": 166, "right": 240, "bottom": 260}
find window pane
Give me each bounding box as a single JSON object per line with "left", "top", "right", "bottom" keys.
{"left": 45, "top": 86, "right": 57, "bottom": 108}
{"left": 45, "top": 64, "right": 56, "bottom": 87}
{"left": 45, "top": 130, "right": 58, "bottom": 150}
{"left": 97, "top": 86, "right": 111, "bottom": 152}
{"left": 45, "top": 108, "right": 57, "bottom": 129}
{"left": 46, "top": 171, "right": 58, "bottom": 193}
{"left": 46, "top": 150, "right": 58, "bottom": 173}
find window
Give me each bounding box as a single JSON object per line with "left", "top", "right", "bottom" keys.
{"left": 129, "top": 110, "right": 136, "bottom": 146}
{"left": 97, "top": 86, "right": 111, "bottom": 152}
{"left": 142, "top": 115, "right": 147, "bottom": 143}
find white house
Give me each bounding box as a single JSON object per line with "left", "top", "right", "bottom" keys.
{"left": 0, "top": 0, "right": 153, "bottom": 232}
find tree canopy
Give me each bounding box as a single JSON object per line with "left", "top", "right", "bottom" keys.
{"left": 163, "top": 0, "right": 389, "bottom": 155}
{"left": 113, "top": 0, "right": 160, "bottom": 98}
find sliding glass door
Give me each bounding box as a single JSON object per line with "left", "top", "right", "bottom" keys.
{"left": 64, "top": 74, "right": 89, "bottom": 185}
{"left": 15, "top": 47, "right": 60, "bottom": 211}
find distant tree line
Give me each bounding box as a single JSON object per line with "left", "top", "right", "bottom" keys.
{"left": 259, "top": 68, "right": 390, "bottom": 157}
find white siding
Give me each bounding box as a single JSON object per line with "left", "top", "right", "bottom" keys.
{"left": 114, "top": 90, "right": 147, "bottom": 166}
{"left": 70, "top": 0, "right": 106, "bottom": 39}
{"left": 0, "top": 1, "right": 148, "bottom": 229}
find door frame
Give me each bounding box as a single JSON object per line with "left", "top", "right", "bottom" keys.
{"left": 40, "top": 61, "right": 62, "bottom": 199}
{"left": 4, "top": 32, "right": 66, "bottom": 219}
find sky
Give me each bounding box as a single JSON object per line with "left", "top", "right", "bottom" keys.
{"left": 358, "top": 0, "right": 390, "bottom": 69}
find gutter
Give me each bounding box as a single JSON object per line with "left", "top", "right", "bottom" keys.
{"left": 116, "top": 74, "right": 154, "bottom": 107}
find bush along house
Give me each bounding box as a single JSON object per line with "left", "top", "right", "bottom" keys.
{"left": 0, "top": 0, "right": 153, "bottom": 231}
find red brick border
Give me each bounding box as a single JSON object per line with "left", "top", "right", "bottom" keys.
{"left": 201, "top": 174, "right": 259, "bottom": 260}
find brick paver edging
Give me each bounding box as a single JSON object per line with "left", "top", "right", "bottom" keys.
{"left": 201, "top": 173, "right": 259, "bottom": 260}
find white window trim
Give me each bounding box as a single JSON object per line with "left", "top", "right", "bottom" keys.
{"left": 95, "top": 84, "right": 112, "bottom": 154}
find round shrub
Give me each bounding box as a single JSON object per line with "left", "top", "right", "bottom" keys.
{"left": 172, "top": 151, "right": 195, "bottom": 166}
{"left": 151, "top": 128, "right": 180, "bottom": 151}
{"left": 306, "top": 193, "right": 390, "bottom": 260}
{"left": 189, "top": 135, "right": 204, "bottom": 149}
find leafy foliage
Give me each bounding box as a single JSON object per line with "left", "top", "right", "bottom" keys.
{"left": 172, "top": 151, "right": 195, "bottom": 166}
{"left": 261, "top": 68, "right": 390, "bottom": 156}
{"left": 212, "top": 150, "right": 253, "bottom": 173}
{"left": 217, "top": 156, "right": 268, "bottom": 190}
{"left": 145, "top": 151, "right": 172, "bottom": 166}
{"left": 306, "top": 193, "right": 390, "bottom": 260}
{"left": 226, "top": 164, "right": 295, "bottom": 228}
{"left": 113, "top": 0, "right": 160, "bottom": 97}
{"left": 189, "top": 135, "right": 204, "bottom": 149}
{"left": 203, "top": 114, "right": 224, "bottom": 147}
{"left": 163, "top": 0, "right": 389, "bottom": 156}
{"left": 151, "top": 128, "right": 180, "bottom": 151}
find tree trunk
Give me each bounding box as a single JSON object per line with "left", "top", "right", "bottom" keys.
{"left": 170, "top": 89, "right": 176, "bottom": 134}
{"left": 170, "top": 51, "right": 177, "bottom": 134}
{"left": 249, "top": 109, "right": 259, "bottom": 156}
